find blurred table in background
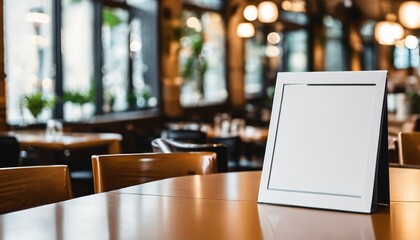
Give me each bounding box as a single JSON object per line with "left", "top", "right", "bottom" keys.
{"left": 166, "top": 121, "right": 268, "bottom": 144}
{"left": 10, "top": 130, "right": 122, "bottom": 154}
{"left": 207, "top": 125, "right": 268, "bottom": 144}
{"left": 6, "top": 130, "right": 123, "bottom": 197}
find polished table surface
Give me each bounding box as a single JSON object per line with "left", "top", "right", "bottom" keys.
{"left": 8, "top": 130, "right": 122, "bottom": 153}
{"left": 0, "top": 167, "right": 419, "bottom": 239}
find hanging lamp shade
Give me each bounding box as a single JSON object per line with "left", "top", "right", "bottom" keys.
{"left": 374, "top": 14, "right": 404, "bottom": 45}
{"left": 281, "top": 0, "right": 306, "bottom": 12}
{"left": 244, "top": 5, "right": 258, "bottom": 21}
{"left": 258, "top": 1, "right": 278, "bottom": 23}
{"left": 398, "top": 1, "right": 420, "bottom": 29}
{"left": 405, "top": 35, "right": 419, "bottom": 49}
{"left": 237, "top": 22, "right": 255, "bottom": 38}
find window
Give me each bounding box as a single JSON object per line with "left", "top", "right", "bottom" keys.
{"left": 4, "top": 0, "right": 159, "bottom": 125}
{"left": 183, "top": 0, "right": 224, "bottom": 10}
{"left": 179, "top": 3, "right": 227, "bottom": 107}
{"left": 62, "top": 0, "right": 95, "bottom": 122}
{"left": 4, "top": 0, "right": 54, "bottom": 125}
{"left": 281, "top": 11, "right": 308, "bottom": 25}
{"left": 279, "top": 10, "right": 309, "bottom": 73}
{"left": 324, "top": 16, "right": 346, "bottom": 71}
{"left": 283, "top": 29, "right": 308, "bottom": 72}
{"left": 394, "top": 45, "right": 419, "bottom": 69}
{"left": 102, "top": 7, "right": 130, "bottom": 112}
{"left": 360, "top": 20, "right": 376, "bottom": 70}
{"left": 244, "top": 36, "right": 265, "bottom": 96}
{"left": 243, "top": 10, "right": 309, "bottom": 99}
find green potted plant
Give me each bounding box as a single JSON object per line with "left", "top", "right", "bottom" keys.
{"left": 127, "top": 90, "right": 138, "bottom": 110}
{"left": 63, "top": 87, "right": 95, "bottom": 120}
{"left": 180, "top": 32, "right": 208, "bottom": 100}
{"left": 63, "top": 90, "right": 93, "bottom": 106}
{"left": 22, "top": 92, "right": 56, "bottom": 121}
{"left": 139, "top": 85, "right": 153, "bottom": 108}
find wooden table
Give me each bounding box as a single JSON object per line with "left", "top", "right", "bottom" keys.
{"left": 0, "top": 167, "right": 419, "bottom": 239}
{"left": 9, "top": 130, "right": 122, "bottom": 154}
{"left": 166, "top": 121, "right": 269, "bottom": 143}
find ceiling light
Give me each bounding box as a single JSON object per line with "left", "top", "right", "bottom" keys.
{"left": 244, "top": 5, "right": 258, "bottom": 21}
{"left": 281, "top": 0, "right": 306, "bottom": 12}
{"left": 398, "top": 1, "right": 420, "bottom": 29}
{"left": 374, "top": 14, "right": 404, "bottom": 45}
{"left": 258, "top": 1, "right": 278, "bottom": 23}
{"left": 267, "top": 32, "right": 281, "bottom": 44}
{"left": 237, "top": 22, "right": 255, "bottom": 38}
{"left": 405, "top": 35, "right": 419, "bottom": 49}
{"left": 265, "top": 45, "right": 281, "bottom": 57}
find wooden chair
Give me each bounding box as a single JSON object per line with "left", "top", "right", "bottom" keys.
{"left": 0, "top": 165, "right": 73, "bottom": 214}
{"left": 91, "top": 152, "right": 217, "bottom": 193}
{"left": 152, "top": 138, "right": 229, "bottom": 173}
{"left": 398, "top": 132, "right": 420, "bottom": 166}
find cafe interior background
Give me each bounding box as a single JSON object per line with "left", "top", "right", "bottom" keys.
{"left": 0, "top": 0, "right": 419, "bottom": 196}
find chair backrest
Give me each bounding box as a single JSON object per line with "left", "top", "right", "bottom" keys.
{"left": 0, "top": 165, "right": 73, "bottom": 214}
{"left": 151, "top": 138, "right": 172, "bottom": 153}
{"left": 165, "top": 129, "right": 207, "bottom": 144}
{"left": 0, "top": 135, "right": 21, "bottom": 168}
{"left": 398, "top": 132, "right": 420, "bottom": 166}
{"left": 152, "top": 138, "right": 229, "bottom": 173}
{"left": 207, "top": 136, "right": 241, "bottom": 169}
{"left": 91, "top": 152, "right": 217, "bottom": 193}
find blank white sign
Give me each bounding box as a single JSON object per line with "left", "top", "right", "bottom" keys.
{"left": 258, "top": 71, "right": 387, "bottom": 213}
{"left": 269, "top": 84, "right": 375, "bottom": 197}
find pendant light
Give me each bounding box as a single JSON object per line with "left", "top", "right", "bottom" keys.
{"left": 374, "top": 14, "right": 404, "bottom": 45}
{"left": 258, "top": 1, "right": 278, "bottom": 23}
{"left": 237, "top": 22, "right": 255, "bottom": 38}
{"left": 398, "top": 1, "right": 420, "bottom": 29}
{"left": 244, "top": 5, "right": 258, "bottom": 21}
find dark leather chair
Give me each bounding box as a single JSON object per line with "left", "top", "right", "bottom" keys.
{"left": 207, "top": 136, "right": 241, "bottom": 171}
{"left": 152, "top": 138, "right": 229, "bottom": 173}
{"left": 91, "top": 152, "right": 217, "bottom": 193}
{"left": 165, "top": 129, "right": 207, "bottom": 144}
{"left": 0, "top": 135, "right": 21, "bottom": 168}
{"left": 0, "top": 165, "right": 73, "bottom": 214}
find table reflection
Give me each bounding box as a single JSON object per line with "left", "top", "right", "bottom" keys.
{"left": 257, "top": 203, "right": 382, "bottom": 239}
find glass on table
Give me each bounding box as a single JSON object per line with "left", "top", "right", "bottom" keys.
{"left": 214, "top": 113, "right": 232, "bottom": 136}
{"left": 231, "top": 118, "right": 245, "bottom": 135}
{"left": 45, "top": 119, "right": 63, "bottom": 139}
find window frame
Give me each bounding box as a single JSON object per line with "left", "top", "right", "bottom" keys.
{"left": 4, "top": 0, "right": 160, "bottom": 126}
{"left": 180, "top": 2, "right": 229, "bottom": 108}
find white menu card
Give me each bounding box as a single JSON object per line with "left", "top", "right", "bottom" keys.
{"left": 258, "top": 71, "right": 389, "bottom": 213}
